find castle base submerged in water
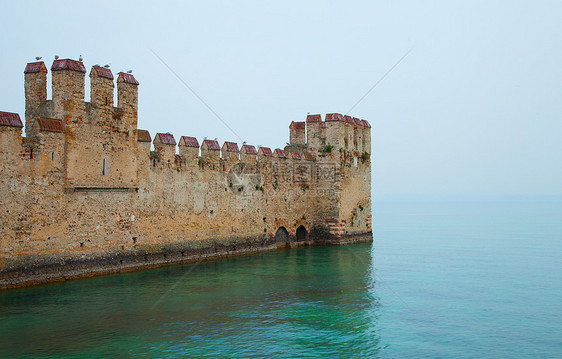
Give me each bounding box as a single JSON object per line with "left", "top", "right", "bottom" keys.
{"left": 0, "top": 58, "right": 372, "bottom": 289}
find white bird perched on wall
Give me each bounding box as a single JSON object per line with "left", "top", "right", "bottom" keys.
{"left": 54, "top": 55, "right": 59, "bottom": 60}
{"left": 94, "top": 64, "right": 100, "bottom": 67}
{"left": 204, "top": 136, "right": 208, "bottom": 140}
{"left": 127, "top": 70, "right": 133, "bottom": 74}
{"left": 103, "top": 64, "right": 110, "bottom": 68}
{"left": 214, "top": 138, "right": 217, "bottom": 141}
{"left": 79, "top": 55, "right": 83, "bottom": 61}
{"left": 35, "top": 56, "right": 42, "bottom": 61}
{"left": 242, "top": 141, "right": 247, "bottom": 145}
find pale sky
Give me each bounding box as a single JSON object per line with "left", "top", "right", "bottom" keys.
{"left": 1, "top": 1, "right": 560, "bottom": 196}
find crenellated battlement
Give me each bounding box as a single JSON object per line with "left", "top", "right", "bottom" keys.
{"left": 24, "top": 59, "right": 139, "bottom": 132}
{"left": 298, "top": 112, "right": 371, "bottom": 155}
{"left": 10, "top": 58, "right": 371, "bottom": 183}
{"left": 4, "top": 69, "right": 371, "bottom": 186}
{"left": 0, "top": 58, "right": 372, "bottom": 288}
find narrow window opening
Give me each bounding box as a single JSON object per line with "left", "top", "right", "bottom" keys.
{"left": 102, "top": 158, "right": 106, "bottom": 176}
{"left": 51, "top": 152, "right": 55, "bottom": 160}
{"left": 30, "top": 149, "right": 33, "bottom": 160}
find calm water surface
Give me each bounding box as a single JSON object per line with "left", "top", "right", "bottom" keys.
{"left": 1, "top": 198, "right": 561, "bottom": 358}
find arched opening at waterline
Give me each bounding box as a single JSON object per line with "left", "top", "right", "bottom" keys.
{"left": 296, "top": 225, "right": 307, "bottom": 241}
{"left": 275, "top": 227, "right": 289, "bottom": 243}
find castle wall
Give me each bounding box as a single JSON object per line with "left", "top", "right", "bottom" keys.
{"left": 0, "top": 59, "right": 372, "bottom": 288}
{"left": 0, "top": 147, "right": 339, "bottom": 255}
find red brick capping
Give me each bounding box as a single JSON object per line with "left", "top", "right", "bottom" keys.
{"left": 241, "top": 144, "right": 257, "bottom": 154}
{"left": 0, "top": 111, "right": 23, "bottom": 127}
{"left": 137, "top": 129, "right": 152, "bottom": 142}
{"left": 202, "top": 139, "right": 220, "bottom": 150}
{"left": 51, "top": 59, "right": 86, "bottom": 73}
{"left": 325, "top": 113, "right": 344, "bottom": 122}
{"left": 90, "top": 66, "right": 114, "bottom": 80}
{"left": 258, "top": 147, "right": 272, "bottom": 156}
{"left": 117, "top": 72, "right": 139, "bottom": 85}
{"left": 178, "top": 136, "right": 199, "bottom": 147}
{"left": 289, "top": 151, "right": 301, "bottom": 160}
{"left": 223, "top": 141, "right": 239, "bottom": 152}
{"left": 274, "top": 149, "right": 288, "bottom": 158}
{"left": 24, "top": 61, "right": 47, "bottom": 74}
{"left": 36, "top": 118, "right": 64, "bottom": 132}
{"left": 290, "top": 121, "right": 306, "bottom": 129}
{"left": 306, "top": 114, "right": 322, "bottom": 123}
{"left": 155, "top": 133, "right": 176, "bottom": 145}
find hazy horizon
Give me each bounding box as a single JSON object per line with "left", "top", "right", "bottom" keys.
{"left": 1, "top": 1, "right": 560, "bottom": 197}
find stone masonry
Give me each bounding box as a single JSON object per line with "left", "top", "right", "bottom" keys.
{"left": 0, "top": 58, "right": 372, "bottom": 288}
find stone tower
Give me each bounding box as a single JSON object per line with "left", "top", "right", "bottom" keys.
{"left": 24, "top": 61, "right": 48, "bottom": 137}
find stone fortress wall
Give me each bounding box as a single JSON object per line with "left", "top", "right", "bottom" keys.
{"left": 0, "top": 58, "right": 372, "bottom": 288}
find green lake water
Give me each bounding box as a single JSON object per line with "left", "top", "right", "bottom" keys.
{"left": 1, "top": 198, "right": 561, "bottom": 358}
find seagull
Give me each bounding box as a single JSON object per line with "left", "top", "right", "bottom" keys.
{"left": 242, "top": 141, "right": 247, "bottom": 145}
{"left": 204, "top": 136, "right": 208, "bottom": 140}
{"left": 54, "top": 55, "right": 59, "bottom": 60}
{"left": 127, "top": 70, "right": 133, "bottom": 74}
{"left": 94, "top": 64, "right": 100, "bottom": 67}
{"left": 214, "top": 138, "right": 217, "bottom": 141}
{"left": 103, "top": 64, "right": 110, "bottom": 68}
{"left": 35, "top": 56, "right": 42, "bottom": 61}
{"left": 79, "top": 55, "right": 83, "bottom": 61}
